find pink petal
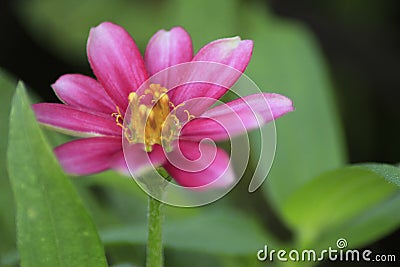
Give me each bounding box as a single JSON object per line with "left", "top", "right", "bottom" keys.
{"left": 145, "top": 27, "right": 193, "bottom": 76}
{"left": 55, "top": 137, "right": 122, "bottom": 175}
{"left": 170, "top": 37, "right": 253, "bottom": 115}
{"left": 193, "top": 37, "right": 253, "bottom": 71}
{"left": 109, "top": 151, "right": 131, "bottom": 176}
{"left": 32, "top": 103, "right": 122, "bottom": 137}
{"left": 180, "top": 93, "right": 294, "bottom": 141}
{"left": 113, "top": 144, "right": 166, "bottom": 176}
{"left": 52, "top": 74, "right": 116, "bottom": 113}
{"left": 163, "top": 141, "right": 235, "bottom": 188}
{"left": 87, "top": 22, "right": 148, "bottom": 111}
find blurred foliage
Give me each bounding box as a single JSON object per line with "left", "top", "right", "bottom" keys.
{"left": 0, "top": 0, "right": 398, "bottom": 266}
{"left": 101, "top": 208, "right": 279, "bottom": 256}
{"left": 14, "top": 0, "right": 240, "bottom": 65}
{"left": 239, "top": 3, "right": 346, "bottom": 210}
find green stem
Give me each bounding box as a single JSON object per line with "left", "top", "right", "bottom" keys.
{"left": 146, "top": 195, "right": 164, "bottom": 267}
{"left": 145, "top": 168, "right": 171, "bottom": 267}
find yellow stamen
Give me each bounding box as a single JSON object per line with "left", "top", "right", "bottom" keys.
{"left": 184, "top": 110, "right": 195, "bottom": 121}
{"left": 111, "top": 106, "right": 124, "bottom": 128}
{"left": 112, "top": 84, "right": 195, "bottom": 152}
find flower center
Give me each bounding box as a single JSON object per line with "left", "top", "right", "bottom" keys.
{"left": 112, "top": 84, "right": 194, "bottom": 152}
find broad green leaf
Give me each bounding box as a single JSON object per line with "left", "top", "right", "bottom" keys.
{"left": 7, "top": 83, "right": 107, "bottom": 267}
{"left": 240, "top": 4, "right": 346, "bottom": 209}
{"left": 360, "top": 163, "right": 400, "bottom": 187}
{"left": 101, "top": 209, "right": 277, "bottom": 256}
{"left": 0, "top": 69, "right": 17, "bottom": 259}
{"left": 281, "top": 164, "right": 400, "bottom": 248}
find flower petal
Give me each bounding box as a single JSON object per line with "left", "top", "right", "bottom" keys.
{"left": 180, "top": 93, "right": 294, "bottom": 141}
{"left": 193, "top": 37, "right": 253, "bottom": 71}
{"left": 55, "top": 137, "right": 121, "bottom": 175}
{"left": 113, "top": 144, "right": 166, "bottom": 176}
{"left": 145, "top": 27, "right": 193, "bottom": 76}
{"left": 170, "top": 37, "right": 253, "bottom": 115}
{"left": 87, "top": 22, "right": 148, "bottom": 110}
{"left": 163, "top": 141, "right": 235, "bottom": 188}
{"left": 32, "top": 103, "right": 122, "bottom": 137}
{"left": 52, "top": 74, "right": 116, "bottom": 113}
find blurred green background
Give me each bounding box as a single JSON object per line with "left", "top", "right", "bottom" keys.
{"left": 0, "top": 0, "right": 399, "bottom": 266}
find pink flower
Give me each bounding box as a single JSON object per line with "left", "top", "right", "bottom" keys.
{"left": 33, "top": 22, "right": 293, "bottom": 188}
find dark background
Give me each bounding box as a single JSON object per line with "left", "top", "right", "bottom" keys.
{"left": 1, "top": 0, "right": 399, "bottom": 265}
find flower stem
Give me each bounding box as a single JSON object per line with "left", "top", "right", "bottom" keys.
{"left": 145, "top": 168, "right": 171, "bottom": 267}
{"left": 146, "top": 195, "right": 163, "bottom": 267}
{"left": 146, "top": 169, "right": 170, "bottom": 267}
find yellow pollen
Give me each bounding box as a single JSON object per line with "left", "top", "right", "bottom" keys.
{"left": 113, "top": 84, "right": 195, "bottom": 152}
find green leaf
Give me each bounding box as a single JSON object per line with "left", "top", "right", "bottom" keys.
{"left": 0, "top": 69, "right": 17, "bottom": 258}
{"left": 359, "top": 163, "right": 400, "bottom": 187}
{"left": 281, "top": 164, "right": 400, "bottom": 248}
{"left": 315, "top": 193, "right": 400, "bottom": 249}
{"left": 240, "top": 5, "right": 346, "bottom": 209}
{"left": 7, "top": 83, "right": 108, "bottom": 267}
{"left": 101, "top": 209, "right": 277, "bottom": 256}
